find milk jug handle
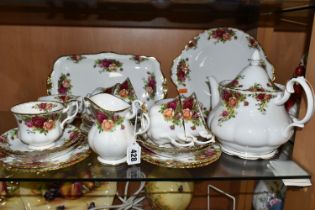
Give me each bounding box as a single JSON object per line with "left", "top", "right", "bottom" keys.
{"left": 274, "top": 77, "right": 315, "bottom": 134}
{"left": 60, "top": 101, "right": 79, "bottom": 129}
{"left": 135, "top": 113, "right": 151, "bottom": 136}
{"left": 125, "top": 100, "right": 142, "bottom": 120}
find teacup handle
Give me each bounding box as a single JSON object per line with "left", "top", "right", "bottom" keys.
{"left": 274, "top": 77, "right": 315, "bottom": 137}
{"left": 193, "top": 131, "right": 215, "bottom": 145}
{"left": 169, "top": 134, "right": 194, "bottom": 147}
{"left": 60, "top": 101, "right": 79, "bottom": 129}
{"left": 135, "top": 113, "right": 150, "bottom": 136}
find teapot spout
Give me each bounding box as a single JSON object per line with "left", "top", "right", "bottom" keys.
{"left": 208, "top": 76, "right": 220, "bottom": 109}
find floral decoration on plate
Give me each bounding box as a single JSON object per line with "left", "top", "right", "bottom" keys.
{"left": 130, "top": 55, "right": 148, "bottom": 64}
{"left": 247, "top": 36, "right": 259, "bottom": 49}
{"left": 67, "top": 55, "right": 86, "bottom": 63}
{"left": 58, "top": 73, "right": 72, "bottom": 94}
{"left": 94, "top": 58, "right": 123, "bottom": 72}
{"left": 143, "top": 72, "right": 156, "bottom": 100}
{"left": 208, "top": 28, "right": 237, "bottom": 43}
{"left": 176, "top": 58, "right": 190, "bottom": 86}
{"left": 186, "top": 36, "right": 200, "bottom": 49}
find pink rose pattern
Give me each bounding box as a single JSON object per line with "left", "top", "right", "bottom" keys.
{"left": 218, "top": 89, "right": 246, "bottom": 125}
{"left": 93, "top": 109, "right": 124, "bottom": 132}
{"left": 181, "top": 95, "right": 202, "bottom": 130}
{"left": 208, "top": 28, "right": 237, "bottom": 43}
{"left": 32, "top": 103, "right": 58, "bottom": 112}
{"left": 159, "top": 99, "right": 182, "bottom": 130}
{"left": 67, "top": 55, "right": 86, "bottom": 63}
{"left": 159, "top": 95, "right": 202, "bottom": 130}
{"left": 186, "top": 36, "right": 199, "bottom": 49}
{"left": 58, "top": 73, "right": 72, "bottom": 95}
{"left": 130, "top": 55, "right": 148, "bottom": 64}
{"left": 246, "top": 36, "right": 259, "bottom": 49}
{"left": 21, "top": 114, "right": 59, "bottom": 135}
{"left": 176, "top": 58, "right": 190, "bottom": 86}
{"left": 218, "top": 81, "right": 275, "bottom": 125}
{"left": 143, "top": 72, "right": 156, "bottom": 100}
{"left": 94, "top": 58, "right": 123, "bottom": 73}
{"left": 114, "top": 79, "right": 137, "bottom": 102}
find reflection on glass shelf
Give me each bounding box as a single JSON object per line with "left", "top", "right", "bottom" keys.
{"left": 0, "top": 152, "right": 310, "bottom": 181}
{"left": 0, "top": 111, "right": 310, "bottom": 181}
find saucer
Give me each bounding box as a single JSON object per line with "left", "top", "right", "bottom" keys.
{"left": 0, "top": 125, "right": 82, "bottom": 156}
{"left": 0, "top": 141, "right": 90, "bottom": 172}
{"left": 141, "top": 143, "right": 221, "bottom": 168}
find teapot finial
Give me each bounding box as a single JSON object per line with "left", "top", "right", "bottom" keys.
{"left": 250, "top": 50, "right": 261, "bottom": 66}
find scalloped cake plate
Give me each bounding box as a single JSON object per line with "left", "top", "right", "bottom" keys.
{"left": 171, "top": 27, "right": 274, "bottom": 112}
{"left": 48, "top": 53, "right": 167, "bottom": 108}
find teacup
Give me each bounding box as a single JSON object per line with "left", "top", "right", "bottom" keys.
{"left": 11, "top": 101, "right": 78, "bottom": 150}
{"left": 148, "top": 95, "right": 214, "bottom": 148}
{"left": 148, "top": 98, "right": 198, "bottom": 147}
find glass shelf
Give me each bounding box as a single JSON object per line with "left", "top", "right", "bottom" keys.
{"left": 0, "top": 111, "right": 310, "bottom": 182}
{"left": 0, "top": 0, "right": 313, "bottom": 31}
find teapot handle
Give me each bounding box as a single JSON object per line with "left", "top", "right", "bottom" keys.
{"left": 274, "top": 77, "right": 315, "bottom": 137}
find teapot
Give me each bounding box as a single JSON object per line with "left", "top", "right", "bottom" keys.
{"left": 85, "top": 93, "right": 150, "bottom": 165}
{"left": 207, "top": 50, "right": 314, "bottom": 159}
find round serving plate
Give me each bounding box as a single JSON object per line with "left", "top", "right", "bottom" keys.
{"left": 141, "top": 143, "right": 221, "bottom": 168}
{"left": 171, "top": 27, "right": 274, "bottom": 113}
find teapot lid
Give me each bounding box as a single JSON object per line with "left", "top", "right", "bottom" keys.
{"left": 224, "top": 50, "right": 280, "bottom": 92}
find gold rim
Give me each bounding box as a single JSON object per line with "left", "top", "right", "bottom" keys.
{"left": 141, "top": 144, "right": 221, "bottom": 168}
{"left": 1, "top": 146, "right": 91, "bottom": 172}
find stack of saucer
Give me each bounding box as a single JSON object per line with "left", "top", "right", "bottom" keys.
{"left": 138, "top": 134, "right": 221, "bottom": 168}
{"left": 0, "top": 125, "right": 90, "bottom": 172}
